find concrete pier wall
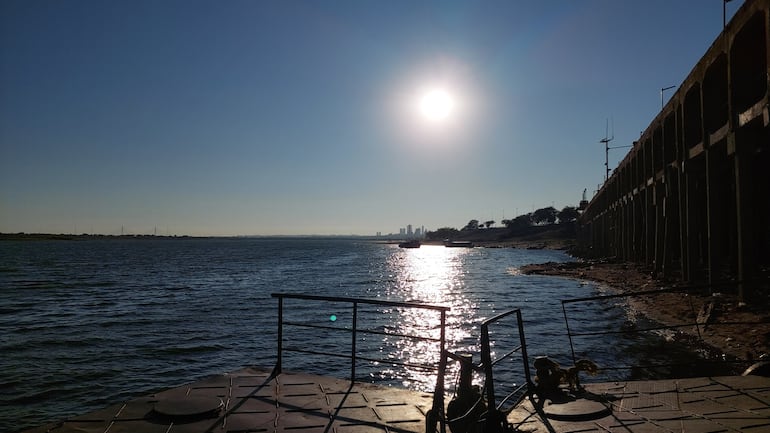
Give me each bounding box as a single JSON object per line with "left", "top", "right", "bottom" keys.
{"left": 579, "top": 0, "right": 769, "bottom": 301}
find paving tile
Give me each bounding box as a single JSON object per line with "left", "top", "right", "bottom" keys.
{"left": 372, "top": 404, "right": 424, "bottom": 423}
{"left": 333, "top": 424, "right": 387, "bottom": 432}
{"left": 188, "top": 386, "right": 229, "bottom": 398}
{"left": 277, "top": 405, "right": 329, "bottom": 422}
{"left": 335, "top": 406, "right": 377, "bottom": 422}
{"left": 104, "top": 420, "right": 171, "bottom": 433}
{"left": 327, "top": 392, "right": 369, "bottom": 408}
{"left": 167, "top": 421, "right": 226, "bottom": 433}
{"left": 34, "top": 422, "right": 111, "bottom": 433}
{"left": 234, "top": 384, "right": 276, "bottom": 399}
{"left": 595, "top": 417, "right": 648, "bottom": 430}
{"left": 229, "top": 396, "right": 278, "bottom": 413}
{"left": 275, "top": 410, "right": 328, "bottom": 431}
{"left": 221, "top": 413, "right": 272, "bottom": 432}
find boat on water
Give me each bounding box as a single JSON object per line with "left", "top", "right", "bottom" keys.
{"left": 23, "top": 290, "right": 770, "bottom": 433}
{"left": 399, "top": 239, "right": 421, "bottom": 248}
{"left": 444, "top": 240, "right": 474, "bottom": 248}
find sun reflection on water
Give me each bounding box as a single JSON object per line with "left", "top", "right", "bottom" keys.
{"left": 367, "top": 245, "right": 482, "bottom": 390}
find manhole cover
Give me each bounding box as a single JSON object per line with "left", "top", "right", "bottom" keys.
{"left": 543, "top": 398, "right": 611, "bottom": 421}
{"left": 153, "top": 396, "right": 224, "bottom": 420}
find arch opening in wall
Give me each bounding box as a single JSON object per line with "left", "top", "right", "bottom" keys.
{"left": 731, "top": 11, "right": 768, "bottom": 117}
{"left": 683, "top": 84, "right": 703, "bottom": 150}
{"left": 703, "top": 53, "right": 729, "bottom": 135}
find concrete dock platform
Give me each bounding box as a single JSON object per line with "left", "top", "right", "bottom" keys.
{"left": 23, "top": 367, "right": 433, "bottom": 433}
{"left": 23, "top": 369, "right": 770, "bottom": 433}
{"left": 508, "top": 375, "right": 770, "bottom": 433}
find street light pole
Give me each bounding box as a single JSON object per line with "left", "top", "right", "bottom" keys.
{"left": 724, "top": 0, "right": 734, "bottom": 29}
{"left": 661, "top": 85, "right": 676, "bottom": 109}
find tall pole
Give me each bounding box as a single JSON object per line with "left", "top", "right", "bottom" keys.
{"left": 600, "top": 118, "right": 613, "bottom": 182}
{"left": 661, "top": 85, "right": 676, "bottom": 109}
{"left": 724, "top": 0, "right": 733, "bottom": 29}
{"left": 600, "top": 137, "right": 613, "bottom": 182}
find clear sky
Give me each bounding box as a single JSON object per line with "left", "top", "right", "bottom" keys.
{"left": 0, "top": 0, "right": 743, "bottom": 236}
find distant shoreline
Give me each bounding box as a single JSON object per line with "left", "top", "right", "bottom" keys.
{"left": 0, "top": 233, "right": 200, "bottom": 241}
{"left": 1, "top": 225, "right": 578, "bottom": 248}
{"left": 0, "top": 233, "right": 406, "bottom": 242}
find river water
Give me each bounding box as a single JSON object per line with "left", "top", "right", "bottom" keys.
{"left": 0, "top": 237, "right": 698, "bottom": 432}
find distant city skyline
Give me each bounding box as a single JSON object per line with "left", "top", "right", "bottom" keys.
{"left": 0, "top": 1, "right": 744, "bottom": 236}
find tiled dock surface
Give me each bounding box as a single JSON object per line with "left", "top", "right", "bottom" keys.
{"left": 24, "top": 371, "right": 770, "bottom": 433}
{"left": 24, "top": 367, "right": 433, "bottom": 433}
{"left": 508, "top": 375, "right": 770, "bottom": 433}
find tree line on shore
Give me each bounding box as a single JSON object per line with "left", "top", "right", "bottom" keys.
{"left": 425, "top": 205, "right": 579, "bottom": 241}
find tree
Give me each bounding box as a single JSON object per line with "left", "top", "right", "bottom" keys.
{"left": 426, "top": 227, "right": 460, "bottom": 240}
{"left": 532, "top": 207, "right": 558, "bottom": 225}
{"left": 503, "top": 214, "right": 532, "bottom": 230}
{"left": 558, "top": 206, "right": 579, "bottom": 224}
{"left": 484, "top": 220, "right": 495, "bottom": 229}
{"left": 462, "top": 219, "right": 479, "bottom": 231}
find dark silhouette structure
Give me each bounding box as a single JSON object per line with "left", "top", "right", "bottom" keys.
{"left": 579, "top": 0, "right": 770, "bottom": 301}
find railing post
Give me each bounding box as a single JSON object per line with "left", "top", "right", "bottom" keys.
{"left": 430, "top": 310, "right": 447, "bottom": 433}
{"left": 351, "top": 301, "right": 358, "bottom": 382}
{"left": 562, "top": 301, "right": 578, "bottom": 364}
{"left": 276, "top": 295, "right": 283, "bottom": 374}
{"left": 516, "top": 310, "right": 533, "bottom": 393}
{"left": 480, "top": 324, "right": 495, "bottom": 410}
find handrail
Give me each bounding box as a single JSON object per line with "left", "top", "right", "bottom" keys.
{"left": 271, "top": 293, "right": 450, "bottom": 378}
{"left": 431, "top": 309, "right": 532, "bottom": 433}
{"left": 479, "top": 309, "right": 533, "bottom": 413}
{"left": 271, "top": 293, "right": 451, "bottom": 432}
{"left": 273, "top": 292, "right": 451, "bottom": 311}
{"left": 560, "top": 283, "right": 770, "bottom": 378}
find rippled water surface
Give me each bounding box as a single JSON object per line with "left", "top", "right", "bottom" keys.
{"left": 0, "top": 238, "right": 687, "bottom": 432}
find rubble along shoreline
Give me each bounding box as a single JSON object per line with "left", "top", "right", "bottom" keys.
{"left": 520, "top": 259, "right": 770, "bottom": 364}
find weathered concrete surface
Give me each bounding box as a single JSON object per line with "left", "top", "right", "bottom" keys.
{"left": 22, "top": 367, "right": 433, "bottom": 433}
{"left": 509, "top": 375, "right": 770, "bottom": 433}
{"left": 22, "top": 367, "right": 770, "bottom": 433}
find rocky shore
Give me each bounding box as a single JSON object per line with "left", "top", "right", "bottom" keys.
{"left": 520, "top": 259, "right": 770, "bottom": 363}
{"left": 442, "top": 225, "right": 769, "bottom": 363}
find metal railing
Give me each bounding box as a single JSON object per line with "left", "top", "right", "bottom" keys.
{"left": 430, "top": 309, "right": 533, "bottom": 433}
{"left": 561, "top": 281, "right": 770, "bottom": 379}
{"left": 479, "top": 309, "right": 533, "bottom": 413}
{"left": 271, "top": 293, "right": 450, "bottom": 383}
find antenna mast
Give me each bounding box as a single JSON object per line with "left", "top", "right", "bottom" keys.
{"left": 599, "top": 118, "right": 614, "bottom": 182}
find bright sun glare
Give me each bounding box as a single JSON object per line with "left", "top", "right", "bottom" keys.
{"left": 419, "top": 88, "right": 455, "bottom": 122}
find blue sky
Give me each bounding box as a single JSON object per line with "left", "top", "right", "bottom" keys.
{"left": 0, "top": 0, "right": 743, "bottom": 236}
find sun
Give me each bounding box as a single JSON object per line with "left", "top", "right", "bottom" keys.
{"left": 419, "top": 88, "right": 455, "bottom": 122}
